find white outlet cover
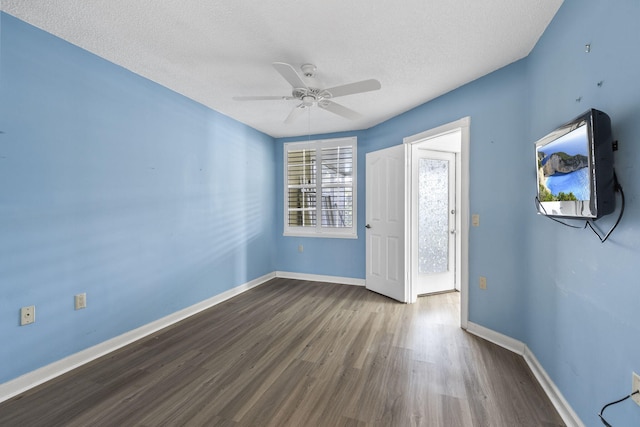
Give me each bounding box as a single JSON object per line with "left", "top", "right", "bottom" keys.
{"left": 633, "top": 372, "right": 640, "bottom": 406}
{"left": 20, "top": 305, "right": 35, "bottom": 325}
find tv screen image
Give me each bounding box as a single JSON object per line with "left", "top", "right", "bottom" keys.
{"left": 534, "top": 109, "right": 615, "bottom": 219}
{"left": 537, "top": 124, "right": 590, "bottom": 202}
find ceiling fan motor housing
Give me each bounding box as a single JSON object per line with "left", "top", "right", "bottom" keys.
{"left": 293, "top": 87, "right": 330, "bottom": 105}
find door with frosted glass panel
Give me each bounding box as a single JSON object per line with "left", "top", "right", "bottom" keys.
{"left": 415, "top": 150, "right": 456, "bottom": 294}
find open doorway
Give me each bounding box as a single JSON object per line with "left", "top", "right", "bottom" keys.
{"left": 404, "top": 117, "right": 469, "bottom": 328}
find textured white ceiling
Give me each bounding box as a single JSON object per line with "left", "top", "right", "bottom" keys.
{"left": 2, "top": 0, "right": 563, "bottom": 138}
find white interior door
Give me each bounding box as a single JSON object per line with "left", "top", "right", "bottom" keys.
{"left": 414, "top": 149, "right": 456, "bottom": 295}
{"left": 365, "top": 145, "right": 406, "bottom": 302}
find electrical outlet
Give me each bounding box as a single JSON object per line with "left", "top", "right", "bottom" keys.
{"left": 479, "top": 276, "right": 487, "bottom": 290}
{"left": 20, "top": 306, "right": 35, "bottom": 326}
{"left": 298, "top": 245, "right": 304, "bottom": 253}
{"left": 75, "top": 293, "right": 87, "bottom": 310}
{"left": 633, "top": 372, "right": 640, "bottom": 406}
{"left": 472, "top": 214, "right": 480, "bottom": 227}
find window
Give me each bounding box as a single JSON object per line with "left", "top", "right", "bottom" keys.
{"left": 284, "top": 137, "right": 357, "bottom": 238}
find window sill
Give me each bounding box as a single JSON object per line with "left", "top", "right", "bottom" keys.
{"left": 283, "top": 231, "right": 358, "bottom": 239}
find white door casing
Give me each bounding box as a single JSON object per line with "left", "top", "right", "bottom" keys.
{"left": 365, "top": 145, "right": 407, "bottom": 302}
{"left": 364, "top": 116, "right": 469, "bottom": 330}
{"left": 404, "top": 117, "right": 469, "bottom": 328}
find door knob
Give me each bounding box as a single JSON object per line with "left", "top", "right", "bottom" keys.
{"left": 365, "top": 224, "right": 371, "bottom": 229}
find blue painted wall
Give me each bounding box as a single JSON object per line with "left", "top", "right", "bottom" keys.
{"left": 3, "top": 0, "right": 640, "bottom": 424}
{"left": 524, "top": 1, "right": 640, "bottom": 425}
{"left": 273, "top": 1, "right": 640, "bottom": 424}
{"left": 0, "top": 14, "right": 276, "bottom": 383}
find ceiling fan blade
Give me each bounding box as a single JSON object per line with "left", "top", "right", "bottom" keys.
{"left": 273, "top": 62, "right": 308, "bottom": 89}
{"left": 319, "top": 101, "right": 362, "bottom": 120}
{"left": 232, "top": 95, "right": 293, "bottom": 101}
{"left": 284, "top": 104, "right": 306, "bottom": 124}
{"left": 323, "top": 79, "right": 381, "bottom": 98}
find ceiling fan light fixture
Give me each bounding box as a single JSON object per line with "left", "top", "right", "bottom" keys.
{"left": 234, "top": 62, "right": 381, "bottom": 123}
{"left": 301, "top": 95, "right": 315, "bottom": 106}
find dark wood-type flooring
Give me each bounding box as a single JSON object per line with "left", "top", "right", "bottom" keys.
{"left": 0, "top": 278, "right": 565, "bottom": 426}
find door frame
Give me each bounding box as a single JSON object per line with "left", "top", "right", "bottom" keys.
{"left": 404, "top": 117, "right": 470, "bottom": 328}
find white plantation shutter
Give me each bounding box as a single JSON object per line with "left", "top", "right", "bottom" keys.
{"left": 286, "top": 149, "right": 317, "bottom": 227}
{"left": 284, "top": 137, "right": 357, "bottom": 238}
{"left": 321, "top": 145, "right": 353, "bottom": 228}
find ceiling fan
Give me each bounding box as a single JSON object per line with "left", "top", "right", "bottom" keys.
{"left": 233, "top": 62, "right": 381, "bottom": 124}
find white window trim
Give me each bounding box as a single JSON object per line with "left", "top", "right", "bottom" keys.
{"left": 283, "top": 137, "right": 357, "bottom": 239}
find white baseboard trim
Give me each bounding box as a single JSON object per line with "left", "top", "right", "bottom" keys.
{"left": 0, "top": 271, "right": 275, "bottom": 404}
{"left": 465, "top": 321, "right": 583, "bottom": 427}
{"left": 275, "top": 271, "right": 365, "bottom": 287}
{"left": 465, "top": 321, "right": 526, "bottom": 355}
{"left": 523, "top": 346, "right": 585, "bottom": 427}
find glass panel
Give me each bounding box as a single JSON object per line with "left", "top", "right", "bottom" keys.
{"left": 287, "top": 189, "right": 316, "bottom": 227}
{"left": 287, "top": 149, "right": 316, "bottom": 186}
{"left": 418, "top": 158, "right": 449, "bottom": 274}
{"left": 321, "top": 146, "right": 353, "bottom": 185}
{"left": 321, "top": 146, "right": 353, "bottom": 228}
{"left": 321, "top": 187, "right": 353, "bottom": 228}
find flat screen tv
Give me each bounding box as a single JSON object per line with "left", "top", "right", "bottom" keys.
{"left": 535, "top": 109, "right": 615, "bottom": 219}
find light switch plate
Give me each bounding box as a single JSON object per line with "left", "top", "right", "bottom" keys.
{"left": 75, "top": 293, "right": 87, "bottom": 310}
